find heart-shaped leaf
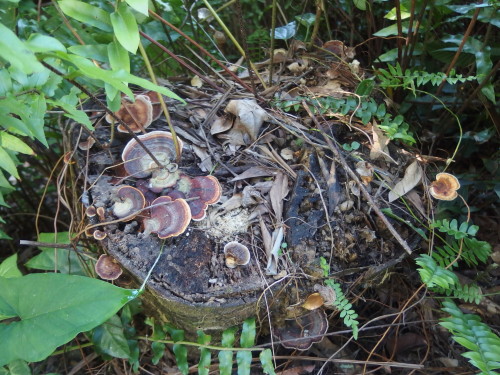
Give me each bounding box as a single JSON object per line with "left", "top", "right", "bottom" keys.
{"left": 0, "top": 273, "right": 137, "bottom": 366}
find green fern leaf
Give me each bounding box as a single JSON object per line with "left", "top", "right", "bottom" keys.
{"left": 416, "top": 254, "right": 458, "bottom": 289}
{"left": 440, "top": 299, "right": 500, "bottom": 375}
{"left": 218, "top": 326, "right": 237, "bottom": 375}
{"left": 259, "top": 349, "right": 276, "bottom": 375}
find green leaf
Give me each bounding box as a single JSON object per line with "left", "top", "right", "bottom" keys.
{"left": 1, "top": 360, "right": 31, "bottom": 375}
{"left": 197, "top": 331, "right": 211, "bottom": 375}
{"left": 219, "top": 326, "right": 237, "bottom": 375}
{"left": 355, "top": 79, "right": 375, "bottom": 96}
{"left": 0, "top": 69, "right": 13, "bottom": 96}
{"left": 272, "top": 21, "right": 296, "bottom": 40}
{"left": 59, "top": 0, "right": 112, "bottom": 32}
{"left": 240, "top": 318, "right": 256, "bottom": 348}
{"left": 353, "top": 0, "right": 367, "bottom": 11}
{"left": 0, "top": 133, "right": 33, "bottom": 155}
{"left": 0, "top": 147, "right": 19, "bottom": 179}
{"left": 125, "top": 0, "right": 149, "bottom": 16}
{"left": 259, "top": 349, "right": 276, "bottom": 375}
{"left": 68, "top": 44, "right": 109, "bottom": 62}
{"left": 236, "top": 351, "right": 252, "bottom": 375}
{"left": 165, "top": 325, "right": 188, "bottom": 375}
{"left": 25, "top": 232, "right": 89, "bottom": 275}
{"left": 0, "top": 273, "right": 137, "bottom": 366}
{"left": 25, "top": 34, "right": 66, "bottom": 53}
{"left": 111, "top": 2, "right": 140, "bottom": 54}
{"left": 91, "top": 314, "right": 131, "bottom": 359}
{"left": 47, "top": 99, "right": 93, "bottom": 130}
{"left": 0, "top": 23, "right": 44, "bottom": 74}
{"left": 0, "top": 254, "right": 22, "bottom": 278}
{"left": 295, "top": 13, "right": 315, "bottom": 27}
{"left": 25, "top": 94, "right": 48, "bottom": 147}
{"left": 108, "top": 41, "right": 130, "bottom": 73}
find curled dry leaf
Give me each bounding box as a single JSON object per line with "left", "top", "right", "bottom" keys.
{"left": 224, "top": 99, "right": 268, "bottom": 144}
{"left": 388, "top": 160, "right": 423, "bottom": 202}
{"left": 270, "top": 172, "right": 289, "bottom": 223}
{"left": 370, "top": 121, "right": 394, "bottom": 162}
{"left": 190, "top": 75, "right": 203, "bottom": 88}
{"left": 355, "top": 161, "right": 374, "bottom": 185}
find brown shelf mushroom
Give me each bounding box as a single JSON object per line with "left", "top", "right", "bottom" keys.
{"left": 93, "top": 229, "right": 107, "bottom": 241}
{"left": 175, "top": 175, "right": 222, "bottom": 220}
{"left": 143, "top": 196, "right": 191, "bottom": 239}
{"left": 273, "top": 309, "right": 329, "bottom": 350}
{"left": 95, "top": 254, "right": 122, "bottom": 280}
{"left": 105, "top": 94, "right": 153, "bottom": 133}
{"left": 224, "top": 241, "right": 250, "bottom": 268}
{"left": 121, "top": 131, "right": 183, "bottom": 178}
{"left": 112, "top": 185, "right": 146, "bottom": 220}
{"left": 429, "top": 172, "right": 460, "bottom": 201}
{"left": 149, "top": 165, "right": 180, "bottom": 192}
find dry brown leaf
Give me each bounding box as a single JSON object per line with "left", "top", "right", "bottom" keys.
{"left": 230, "top": 166, "right": 277, "bottom": 182}
{"left": 302, "top": 293, "right": 324, "bottom": 310}
{"left": 218, "top": 193, "right": 242, "bottom": 212}
{"left": 307, "top": 79, "right": 343, "bottom": 96}
{"left": 280, "top": 148, "right": 294, "bottom": 160}
{"left": 225, "top": 99, "right": 268, "bottom": 143}
{"left": 355, "top": 161, "right": 374, "bottom": 185}
{"left": 191, "top": 145, "right": 213, "bottom": 172}
{"left": 270, "top": 172, "right": 289, "bottom": 223}
{"left": 210, "top": 115, "right": 233, "bottom": 135}
{"left": 260, "top": 216, "right": 272, "bottom": 261}
{"left": 314, "top": 284, "right": 336, "bottom": 305}
{"left": 388, "top": 160, "right": 422, "bottom": 202}
{"left": 370, "top": 121, "right": 394, "bottom": 162}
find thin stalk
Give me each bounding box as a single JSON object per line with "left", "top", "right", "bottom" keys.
{"left": 268, "top": 0, "right": 277, "bottom": 86}
{"left": 137, "top": 41, "right": 181, "bottom": 162}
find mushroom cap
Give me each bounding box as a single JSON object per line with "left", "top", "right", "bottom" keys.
{"left": 223, "top": 241, "right": 250, "bottom": 268}
{"left": 149, "top": 168, "right": 180, "bottom": 192}
{"left": 112, "top": 185, "right": 146, "bottom": 220}
{"left": 429, "top": 172, "right": 460, "bottom": 201}
{"left": 142, "top": 90, "right": 163, "bottom": 121}
{"left": 93, "top": 229, "right": 107, "bottom": 241}
{"left": 106, "top": 94, "right": 153, "bottom": 133}
{"left": 175, "top": 175, "right": 221, "bottom": 220}
{"left": 273, "top": 309, "right": 329, "bottom": 350}
{"left": 96, "top": 206, "right": 106, "bottom": 222}
{"left": 78, "top": 137, "right": 96, "bottom": 150}
{"left": 121, "top": 131, "right": 183, "bottom": 178}
{"left": 85, "top": 206, "right": 97, "bottom": 217}
{"left": 143, "top": 196, "right": 191, "bottom": 239}
{"left": 95, "top": 254, "right": 122, "bottom": 280}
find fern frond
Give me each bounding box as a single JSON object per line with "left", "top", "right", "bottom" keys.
{"left": 440, "top": 299, "right": 500, "bottom": 375}
{"left": 432, "top": 219, "right": 479, "bottom": 240}
{"left": 325, "top": 279, "right": 359, "bottom": 339}
{"left": 433, "top": 283, "right": 483, "bottom": 304}
{"left": 416, "top": 254, "right": 458, "bottom": 289}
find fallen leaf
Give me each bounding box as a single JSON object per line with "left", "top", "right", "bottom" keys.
{"left": 388, "top": 161, "right": 422, "bottom": 202}
{"left": 190, "top": 75, "right": 203, "bottom": 88}
{"left": 210, "top": 115, "right": 233, "bottom": 135}
{"left": 355, "top": 161, "right": 374, "bottom": 185}
{"left": 225, "top": 99, "right": 268, "bottom": 143}
{"left": 370, "top": 121, "right": 394, "bottom": 162}
{"left": 230, "top": 166, "right": 277, "bottom": 182}
{"left": 385, "top": 332, "right": 427, "bottom": 356}
{"left": 270, "top": 172, "right": 289, "bottom": 223}
{"left": 191, "top": 145, "right": 213, "bottom": 172}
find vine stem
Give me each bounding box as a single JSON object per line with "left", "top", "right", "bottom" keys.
{"left": 136, "top": 337, "right": 264, "bottom": 352}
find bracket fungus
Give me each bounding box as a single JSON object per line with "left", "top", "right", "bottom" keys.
{"left": 273, "top": 309, "right": 329, "bottom": 350}
{"left": 143, "top": 196, "right": 191, "bottom": 239}
{"left": 175, "top": 175, "right": 222, "bottom": 220}
{"left": 93, "top": 229, "right": 107, "bottom": 241}
{"left": 112, "top": 186, "right": 146, "bottom": 220}
{"left": 149, "top": 164, "right": 180, "bottom": 192}
{"left": 224, "top": 241, "right": 251, "bottom": 268}
{"left": 429, "top": 172, "right": 460, "bottom": 201}
{"left": 95, "top": 254, "right": 122, "bottom": 280}
{"left": 122, "top": 131, "right": 183, "bottom": 178}
{"left": 106, "top": 94, "right": 158, "bottom": 133}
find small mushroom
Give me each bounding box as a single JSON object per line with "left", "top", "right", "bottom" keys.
{"left": 95, "top": 254, "right": 122, "bottom": 280}
{"left": 429, "top": 172, "right": 460, "bottom": 201}
{"left": 85, "top": 206, "right": 97, "bottom": 217}
{"left": 106, "top": 94, "right": 153, "bottom": 133}
{"left": 96, "top": 207, "right": 106, "bottom": 222}
{"left": 273, "top": 309, "right": 329, "bottom": 350}
{"left": 121, "top": 131, "right": 183, "bottom": 178}
{"left": 224, "top": 241, "right": 250, "bottom": 268}
{"left": 143, "top": 196, "right": 191, "bottom": 239}
{"left": 112, "top": 186, "right": 146, "bottom": 220}
{"left": 93, "top": 229, "right": 107, "bottom": 241}
{"left": 78, "top": 137, "right": 96, "bottom": 150}
{"left": 142, "top": 90, "right": 163, "bottom": 120}
{"left": 302, "top": 293, "right": 325, "bottom": 311}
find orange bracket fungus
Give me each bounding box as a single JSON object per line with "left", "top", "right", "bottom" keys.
{"left": 143, "top": 196, "right": 192, "bottom": 239}
{"left": 273, "top": 309, "right": 329, "bottom": 350}
{"left": 95, "top": 254, "right": 123, "bottom": 280}
{"left": 429, "top": 172, "right": 460, "bottom": 201}
{"left": 112, "top": 185, "right": 146, "bottom": 220}
{"left": 122, "top": 131, "right": 183, "bottom": 178}
{"left": 223, "top": 241, "right": 251, "bottom": 268}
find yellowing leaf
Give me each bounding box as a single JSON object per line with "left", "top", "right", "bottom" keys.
{"left": 0, "top": 133, "right": 34, "bottom": 155}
